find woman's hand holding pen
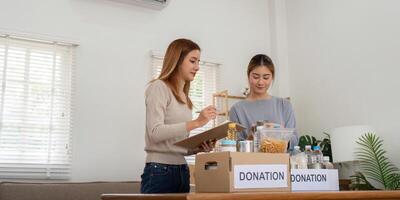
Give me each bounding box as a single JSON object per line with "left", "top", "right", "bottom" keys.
{"left": 195, "top": 105, "right": 217, "bottom": 128}
{"left": 186, "top": 105, "right": 216, "bottom": 132}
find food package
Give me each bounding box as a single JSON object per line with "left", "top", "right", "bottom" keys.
{"left": 259, "top": 128, "right": 294, "bottom": 153}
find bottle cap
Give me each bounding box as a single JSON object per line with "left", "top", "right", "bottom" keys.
{"left": 228, "top": 123, "right": 236, "bottom": 129}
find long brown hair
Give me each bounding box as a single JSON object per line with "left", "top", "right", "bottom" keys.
{"left": 155, "top": 38, "right": 200, "bottom": 109}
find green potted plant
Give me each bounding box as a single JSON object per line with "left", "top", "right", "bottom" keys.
{"left": 351, "top": 133, "right": 400, "bottom": 190}
{"left": 298, "top": 132, "right": 332, "bottom": 162}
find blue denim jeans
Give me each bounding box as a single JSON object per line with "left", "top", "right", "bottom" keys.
{"left": 140, "top": 162, "right": 190, "bottom": 193}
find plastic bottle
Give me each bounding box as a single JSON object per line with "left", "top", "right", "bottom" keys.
{"left": 313, "top": 146, "right": 324, "bottom": 163}
{"left": 290, "top": 146, "right": 308, "bottom": 169}
{"left": 322, "top": 156, "right": 334, "bottom": 169}
{"left": 290, "top": 146, "right": 301, "bottom": 169}
{"left": 253, "top": 126, "right": 263, "bottom": 152}
{"left": 297, "top": 152, "right": 308, "bottom": 169}
{"left": 305, "top": 145, "right": 315, "bottom": 165}
{"left": 309, "top": 146, "right": 323, "bottom": 169}
{"left": 291, "top": 145, "right": 302, "bottom": 156}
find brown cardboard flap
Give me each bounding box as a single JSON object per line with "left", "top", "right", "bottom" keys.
{"left": 230, "top": 152, "right": 290, "bottom": 165}
{"left": 195, "top": 152, "right": 231, "bottom": 192}
{"left": 174, "top": 121, "right": 246, "bottom": 150}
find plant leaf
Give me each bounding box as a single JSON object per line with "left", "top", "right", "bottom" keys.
{"left": 355, "top": 133, "right": 400, "bottom": 190}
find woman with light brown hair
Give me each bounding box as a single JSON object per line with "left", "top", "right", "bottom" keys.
{"left": 140, "top": 38, "right": 216, "bottom": 193}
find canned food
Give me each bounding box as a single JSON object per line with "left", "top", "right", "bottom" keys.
{"left": 237, "top": 140, "right": 254, "bottom": 152}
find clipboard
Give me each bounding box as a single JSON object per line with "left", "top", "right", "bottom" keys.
{"left": 174, "top": 121, "right": 246, "bottom": 150}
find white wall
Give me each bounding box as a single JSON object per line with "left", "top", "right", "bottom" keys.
{"left": 286, "top": 0, "right": 400, "bottom": 167}
{"left": 267, "top": 0, "right": 291, "bottom": 98}
{"left": 0, "top": 0, "right": 272, "bottom": 181}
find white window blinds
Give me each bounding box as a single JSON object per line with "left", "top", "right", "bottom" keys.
{"left": 151, "top": 53, "right": 220, "bottom": 164}
{"left": 0, "top": 35, "right": 76, "bottom": 179}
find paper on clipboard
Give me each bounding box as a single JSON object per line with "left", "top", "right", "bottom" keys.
{"left": 174, "top": 121, "right": 246, "bottom": 150}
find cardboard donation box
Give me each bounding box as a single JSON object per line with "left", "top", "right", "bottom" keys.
{"left": 291, "top": 169, "right": 339, "bottom": 191}
{"left": 195, "top": 152, "right": 291, "bottom": 193}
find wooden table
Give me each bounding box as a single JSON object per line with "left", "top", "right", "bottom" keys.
{"left": 102, "top": 191, "right": 400, "bottom": 200}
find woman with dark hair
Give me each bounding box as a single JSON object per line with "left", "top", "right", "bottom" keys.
{"left": 229, "top": 54, "right": 299, "bottom": 150}
{"left": 140, "top": 38, "right": 216, "bottom": 193}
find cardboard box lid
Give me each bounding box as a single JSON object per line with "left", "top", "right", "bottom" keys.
{"left": 174, "top": 121, "right": 246, "bottom": 150}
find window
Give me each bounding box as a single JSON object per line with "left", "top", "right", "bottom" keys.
{"left": 0, "top": 34, "right": 76, "bottom": 179}
{"left": 151, "top": 52, "right": 220, "bottom": 164}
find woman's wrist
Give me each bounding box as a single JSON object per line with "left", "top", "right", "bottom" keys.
{"left": 186, "top": 119, "right": 201, "bottom": 132}
{"left": 188, "top": 147, "right": 201, "bottom": 155}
